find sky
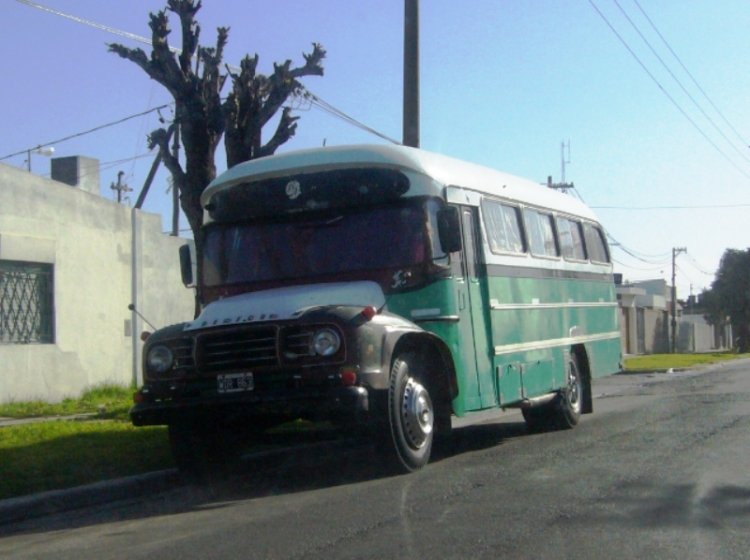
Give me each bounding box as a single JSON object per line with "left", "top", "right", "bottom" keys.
{"left": 2, "top": 0, "right": 749, "bottom": 299}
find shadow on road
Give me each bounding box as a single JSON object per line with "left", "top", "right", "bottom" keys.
{"left": 2, "top": 418, "right": 528, "bottom": 537}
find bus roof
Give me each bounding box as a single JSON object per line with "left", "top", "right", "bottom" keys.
{"left": 203, "top": 144, "right": 598, "bottom": 221}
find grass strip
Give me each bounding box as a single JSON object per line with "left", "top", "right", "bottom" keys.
{"left": 623, "top": 352, "right": 750, "bottom": 372}
{"left": 0, "top": 385, "right": 133, "bottom": 421}
{"left": 0, "top": 420, "right": 171, "bottom": 500}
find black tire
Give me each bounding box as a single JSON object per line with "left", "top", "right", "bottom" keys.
{"left": 168, "top": 420, "right": 242, "bottom": 480}
{"left": 522, "top": 353, "right": 583, "bottom": 432}
{"left": 555, "top": 353, "right": 583, "bottom": 429}
{"left": 379, "top": 351, "right": 435, "bottom": 473}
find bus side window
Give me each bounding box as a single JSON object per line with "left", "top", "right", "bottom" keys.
{"left": 461, "top": 210, "right": 478, "bottom": 279}
{"left": 557, "top": 217, "right": 586, "bottom": 261}
{"left": 524, "top": 208, "right": 559, "bottom": 258}
{"left": 482, "top": 199, "right": 526, "bottom": 255}
{"left": 584, "top": 222, "right": 611, "bottom": 264}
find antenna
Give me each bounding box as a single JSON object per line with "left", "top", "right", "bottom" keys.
{"left": 561, "top": 139, "right": 571, "bottom": 183}
{"left": 547, "top": 140, "right": 575, "bottom": 193}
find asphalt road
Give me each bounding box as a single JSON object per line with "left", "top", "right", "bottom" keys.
{"left": 2, "top": 361, "right": 750, "bottom": 559}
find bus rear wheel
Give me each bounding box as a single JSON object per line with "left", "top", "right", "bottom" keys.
{"left": 379, "top": 351, "right": 435, "bottom": 473}
{"left": 522, "top": 353, "right": 583, "bottom": 432}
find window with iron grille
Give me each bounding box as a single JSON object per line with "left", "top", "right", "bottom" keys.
{"left": 0, "top": 260, "right": 55, "bottom": 344}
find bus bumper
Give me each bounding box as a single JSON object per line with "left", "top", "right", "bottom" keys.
{"left": 130, "top": 384, "right": 370, "bottom": 427}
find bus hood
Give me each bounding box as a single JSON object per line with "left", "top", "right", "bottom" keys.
{"left": 184, "top": 281, "right": 386, "bottom": 331}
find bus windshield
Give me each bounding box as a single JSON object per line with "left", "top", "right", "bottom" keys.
{"left": 202, "top": 201, "right": 435, "bottom": 288}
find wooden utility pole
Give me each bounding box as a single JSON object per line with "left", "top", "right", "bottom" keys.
{"left": 403, "top": 0, "right": 420, "bottom": 148}
{"left": 171, "top": 123, "right": 181, "bottom": 236}
{"left": 110, "top": 171, "right": 132, "bottom": 203}
{"left": 671, "top": 246, "right": 687, "bottom": 353}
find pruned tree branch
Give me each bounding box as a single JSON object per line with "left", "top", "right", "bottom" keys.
{"left": 257, "top": 107, "right": 300, "bottom": 159}
{"left": 110, "top": 0, "right": 324, "bottom": 240}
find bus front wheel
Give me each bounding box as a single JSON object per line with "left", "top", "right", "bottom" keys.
{"left": 379, "top": 351, "right": 435, "bottom": 472}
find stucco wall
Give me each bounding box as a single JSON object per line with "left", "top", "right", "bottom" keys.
{"left": 0, "top": 161, "right": 194, "bottom": 403}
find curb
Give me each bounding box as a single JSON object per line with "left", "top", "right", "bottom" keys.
{"left": 0, "top": 437, "right": 354, "bottom": 528}
{"left": 0, "top": 469, "right": 180, "bottom": 527}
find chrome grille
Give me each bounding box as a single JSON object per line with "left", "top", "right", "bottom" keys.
{"left": 172, "top": 337, "right": 195, "bottom": 369}
{"left": 196, "top": 326, "right": 278, "bottom": 373}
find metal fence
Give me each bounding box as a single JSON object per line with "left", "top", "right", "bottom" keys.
{"left": 0, "top": 261, "right": 54, "bottom": 344}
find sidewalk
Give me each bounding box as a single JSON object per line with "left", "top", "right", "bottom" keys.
{"left": 1, "top": 413, "right": 175, "bottom": 526}
{"left": 0, "top": 416, "right": 351, "bottom": 527}
{"left": 0, "top": 413, "right": 98, "bottom": 427}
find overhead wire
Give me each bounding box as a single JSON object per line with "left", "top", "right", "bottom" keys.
{"left": 586, "top": 0, "right": 750, "bottom": 181}
{"left": 592, "top": 203, "right": 750, "bottom": 210}
{"left": 631, "top": 0, "right": 750, "bottom": 149}
{"left": 12, "top": 0, "right": 397, "bottom": 148}
{"left": 0, "top": 104, "right": 171, "bottom": 162}
{"left": 613, "top": 0, "right": 750, "bottom": 166}
{"left": 13, "top": 0, "right": 179, "bottom": 53}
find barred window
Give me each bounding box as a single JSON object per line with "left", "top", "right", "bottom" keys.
{"left": 0, "top": 261, "right": 55, "bottom": 344}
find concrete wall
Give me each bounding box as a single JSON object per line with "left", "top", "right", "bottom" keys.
{"left": 0, "top": 160, "right": 194, "bottom": 403}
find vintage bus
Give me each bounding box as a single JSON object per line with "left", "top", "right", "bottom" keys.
{"left": 130, "top": 144, "right": 622, "bottom": 475}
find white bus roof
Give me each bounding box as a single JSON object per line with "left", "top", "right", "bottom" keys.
{"left": 203, "top": 144, "right": 598, "bottom": 221}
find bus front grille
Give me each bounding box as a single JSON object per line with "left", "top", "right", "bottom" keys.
{"left": 196, "top": 326, "right": 279, "bottom": 374}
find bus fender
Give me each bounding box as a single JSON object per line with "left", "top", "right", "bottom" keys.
{"left": 382, "top": 329, "right": 459, "bottom": 404}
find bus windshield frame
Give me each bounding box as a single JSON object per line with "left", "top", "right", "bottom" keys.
{"left": 200, "top": 198, "right": 448, "bottom": 296}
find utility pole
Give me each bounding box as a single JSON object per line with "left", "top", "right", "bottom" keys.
{"left": 110, "top": 171, "right": 132, "bottom": 204}
{"left": 403, "top": 0, "right": 419, "bottom": 148}
{"left": 171, "top": 123, "right": 181, "bottom": 236}
{"left": 671, "top": 246, "right": 687, "bottom": 353}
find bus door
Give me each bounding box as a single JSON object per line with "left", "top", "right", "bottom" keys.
{"left": 456, "top": 206, "right": 496, "bottom": 409}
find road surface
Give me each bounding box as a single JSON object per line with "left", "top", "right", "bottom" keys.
{"left": 2, "top": 361, "right": 749, "bottom": 559}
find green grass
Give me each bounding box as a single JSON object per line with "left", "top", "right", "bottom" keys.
{"left": 0, "top": 384, "right": 134, "bottom": 421}
{"left": 0, "top": 420, "right": 171, "bottom": 500}
{"left": 623, "top": 352, "right": 750, "bottom": 371}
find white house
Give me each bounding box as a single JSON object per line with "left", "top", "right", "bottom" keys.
{"left": 0, "top": 156, "right": 194, "bottom": 403}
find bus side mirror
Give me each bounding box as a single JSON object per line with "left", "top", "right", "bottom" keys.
{"left": 179, "top": 244, "right": 194, "bottom": 287}
{"left": 437, "top": 207, "right": 462, "bottom": 253}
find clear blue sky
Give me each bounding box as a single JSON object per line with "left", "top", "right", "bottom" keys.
{"left": 3, "top": 0, "right": 749, "bottom": 298}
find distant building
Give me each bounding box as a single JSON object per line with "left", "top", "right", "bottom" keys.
{"left": 0, "top": 157, "right": 194, "bottom": 403}
{"left": 616, "top": 277, "right": 730, "bottom": 355}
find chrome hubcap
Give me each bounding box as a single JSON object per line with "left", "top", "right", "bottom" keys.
{"left": 401, "top": 378, "right": 433, "bottom": 449}
{"left": 566, "top": 361, "right": 582, "bottom": 414}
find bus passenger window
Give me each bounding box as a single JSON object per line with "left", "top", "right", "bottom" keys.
{"left": 482, "top": 199, "right": 526, "bottom": 255}
{"left": 557, "top": 217, "right": 586, "bottom": 261}
{"left": 584, "top": 222, "right": 611, "bottom": 263}
{"left": 524, "top": 208, "right": 559, "bottom": 257}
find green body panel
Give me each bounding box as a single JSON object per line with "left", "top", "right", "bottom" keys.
{"left": 386, "top": 270, "right": 621, "bottom": 417}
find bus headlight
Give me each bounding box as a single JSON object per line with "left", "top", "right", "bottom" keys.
{"left": 146, "top": 345, "right": 174, "bottom": 374}
{"left": 312, "top": 328, "right": 341, "bottom": 357}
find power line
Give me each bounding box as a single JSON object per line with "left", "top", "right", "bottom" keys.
{"left": 14, "top": 0, "right": 397, "bottom": 146}
{"left": 612, "top": 257, "right": 666, "bottom": 272}
{"left": 299, "top": 88, "right": 400, "bottom": 145}
{"left": 684, "top": 251, "right": 715, "bottom": 276}
{"left": 631, "top": 0, "right": 750, "bottom": 149}
{"left": 586, "top": 0, "right": 750, "bottom": 181}
{"left": 13, "top": 0, "right": 179, "bottom": 53}
{"left": 592, "top": 203, "right": 750, "bottom": 210}
{"left": 0, "top": 104, "right": 170, "bottom": 162}
{"left": 613, "top": 0, "right": 750, "bottom": 166}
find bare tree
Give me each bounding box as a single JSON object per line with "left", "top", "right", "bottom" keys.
{"left": 109, "top": 0, "right": 325, "bottom": 238}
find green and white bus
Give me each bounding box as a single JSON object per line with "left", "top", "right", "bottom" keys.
{"left": 131, "top": 144, "right": 622, "bottom": 474}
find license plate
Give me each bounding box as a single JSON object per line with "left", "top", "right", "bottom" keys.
{"left": 217, "top": 372, "right": 254, "bottom": 394}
